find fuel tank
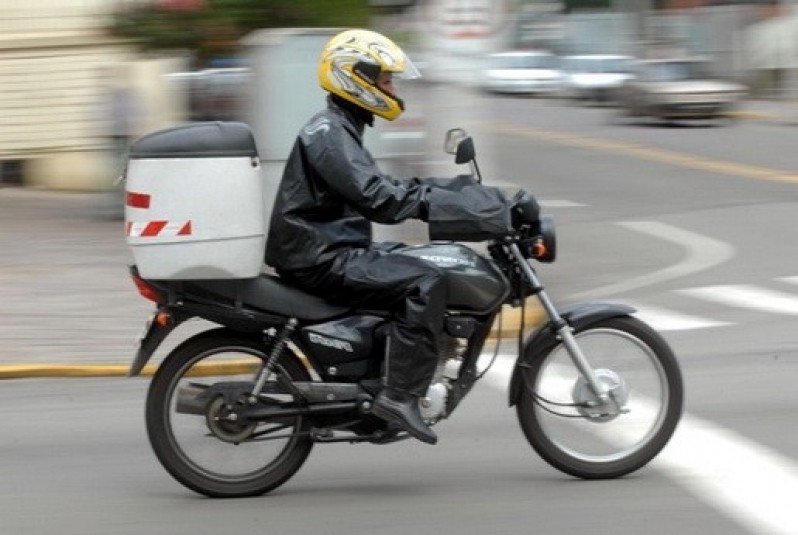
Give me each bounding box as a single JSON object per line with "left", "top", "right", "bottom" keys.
{"left": 399, "top": 242, "right": 509, "bottom": 313}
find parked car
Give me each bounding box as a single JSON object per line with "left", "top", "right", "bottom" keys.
{"left": 616, "top": 58, "right": 747, "bottom": 122}
{"left": 479, "top": 51, "right": 562, "bottom": 96}
{"left": 560, "top": 54, "right": 635, "bottom": 103}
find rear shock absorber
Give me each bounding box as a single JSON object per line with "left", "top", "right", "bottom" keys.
{"left": 248, "top": 318, "right": 298, "bottom": 403}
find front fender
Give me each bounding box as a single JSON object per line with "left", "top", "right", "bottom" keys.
{"left": 507, "top": 302, "right": 635, "bottom": 406}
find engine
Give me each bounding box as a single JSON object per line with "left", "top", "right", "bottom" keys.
{"left": 419, "top": 333, "right": 467, "bottom": 422}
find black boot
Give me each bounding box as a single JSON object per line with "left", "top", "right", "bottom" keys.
{"left": 371, "top": 388, "right": 438, "bottom": 445}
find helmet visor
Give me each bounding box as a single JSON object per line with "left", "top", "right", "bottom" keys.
{"left": 395, "top": 56, "right": 421, "bottom": 80}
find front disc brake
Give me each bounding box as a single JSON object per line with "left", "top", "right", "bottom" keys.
{"left": 572, "top": 369, "right": 629, "bottom": 422}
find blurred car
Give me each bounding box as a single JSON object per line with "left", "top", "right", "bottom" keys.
{"left": 480, "top": 51, "right": 562, "bottom": 96}
{"left": 616, "top": 58, "right": 747, "bottom": 121}
{"left": 560, "top": 54, "right": 635, "bottom": 103}
{"left": 165, "top": 67, "right": 252, "bottom": 122}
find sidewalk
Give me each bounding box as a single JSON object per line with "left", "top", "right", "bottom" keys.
{"left": 730, "top": 98, "right": 798, "bottom": 125}
{"left": 0, "top": 187, "right": 540, "bottom": 379}
{"left": 0, "top": 188, "right": 151, "bottom": 378}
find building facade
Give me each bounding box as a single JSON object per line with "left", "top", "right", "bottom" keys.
{"left": 0, "top": 1, "right": 183, "bottom": 190}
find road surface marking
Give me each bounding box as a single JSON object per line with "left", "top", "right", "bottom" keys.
{"left": 777, "top": 276, "right": 798, "bottom": 286}
{"left": 486, "top": 122, "right": 798, "bottom": 183}
{"left": 570, "top": 221, "right": 735, "bottom": 300}
{"left": 540, "top": 199, "right": 587, "bottom": 208}
{"left": 680, "top": 285, "right": 798, "bottom": 315}
{"left": 626, "top": 303, "right": 730, "bottom": 331}
{"left": 485, "top": 355, "right": 798, "bottom": 535}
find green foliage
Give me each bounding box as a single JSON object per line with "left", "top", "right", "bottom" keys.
{"left": 111, "top": 0, "right": 372, "bottom": 65}
{"left": 563, "top": 0, "right": 611, "bottom": 12}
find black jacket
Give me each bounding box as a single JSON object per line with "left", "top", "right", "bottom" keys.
{"left": 265, "top": 96, "right": 513, "bottom": 273}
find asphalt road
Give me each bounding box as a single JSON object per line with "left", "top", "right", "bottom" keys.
{"left": 1, "top": 94, "right": 797, "bottom": 535}
{"left": 2, "top": 374, "right": 746, "bottom": 535}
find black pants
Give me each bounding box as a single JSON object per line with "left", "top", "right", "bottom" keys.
{"left": 283, "top": 244, "right": 446, "bottom": 397}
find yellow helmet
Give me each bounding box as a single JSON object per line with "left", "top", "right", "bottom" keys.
{"left": 318, "top": 29, "right": 420, "bottom": 121}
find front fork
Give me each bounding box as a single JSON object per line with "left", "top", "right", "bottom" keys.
{"left": 509, "top": 243, "right": 611, "bottom": 404}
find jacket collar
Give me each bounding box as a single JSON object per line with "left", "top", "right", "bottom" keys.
{"left": 328, "top": 94, "right": 374, "bottom": 137}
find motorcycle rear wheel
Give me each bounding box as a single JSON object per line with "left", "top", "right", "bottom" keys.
{"left": 516, "top": 315, "right": 683, "bottom": 479}
{"left": 146, "top": 329, "right": 313, "bottom": 497}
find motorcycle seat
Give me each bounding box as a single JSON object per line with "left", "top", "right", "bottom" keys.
{"left": 184, "top": 274, "right": 351, "bottom": 322}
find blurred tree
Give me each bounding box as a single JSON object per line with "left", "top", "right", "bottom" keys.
{"left": 111, "top": 0, "right": 371, "bottom": 65}
{"left": 563, "top": 0, "right": 611, "bottom": 12}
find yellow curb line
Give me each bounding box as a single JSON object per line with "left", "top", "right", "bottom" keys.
{"left": 0, "top": 361, "right": 260, "bottom": 380}
{"left": 0, "top": 306, "right": 545, "bottom": 380}
{"left": 724, "top": 111, "right": 769, "bottom": 121}
{"left": 0, "top": 363, "right": 156, "bottom": 380}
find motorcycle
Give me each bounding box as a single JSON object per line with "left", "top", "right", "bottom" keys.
{"left": 128, "top": 128, "right": 683, "bottom": 497}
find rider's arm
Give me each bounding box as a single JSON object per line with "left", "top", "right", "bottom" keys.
{"left": 425, "top": 183, "right": 514, "bottom": 242}
{"left": 306, "top": 121, "right": 515, "bottom": 237}
{"left": 307, "top": 123, "right": 428, "bottom": 224}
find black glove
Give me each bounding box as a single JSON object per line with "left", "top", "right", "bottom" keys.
{"left": 415, "top": 174, "right": 477, "bottom": 191}
{"left": 509, "top": 189, "right": 540, "bottom": 229}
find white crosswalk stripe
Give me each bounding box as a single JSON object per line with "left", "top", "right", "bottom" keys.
{"left": 625, "top": 303, "right": 731, "bottom": 331}
{"left": 531, "top": 210, "right": 798, "bottom": 330}
{"left": 485, "top": 355, "right": 798, "bottom": 535}
{"left": 679, "top": 284, "right": 798, "bottom": 316}
{"left": 612, "top": 277, "right": 798, "bottom": 332}
{"left": 540, "top": 199, "right": 587, "bottom": 208}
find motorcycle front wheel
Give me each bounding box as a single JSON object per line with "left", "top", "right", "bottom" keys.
{"left": 145, "top": 329, "right": 313, "bottom": 497}
{"left": 516, "top": 315, "right": 683, "bottom": 479}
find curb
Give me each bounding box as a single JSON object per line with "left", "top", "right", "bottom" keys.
{"left": 725, "top": 110, "right": 764, "bottom": 121}
{"left": 0, "top": 305, "right": 545, "bottom": 380}
{"left": 726, "top": 108, "right": 797, "bottom": 125}
{"left": 0, "top": 364, "right": 158, "bottom": 380}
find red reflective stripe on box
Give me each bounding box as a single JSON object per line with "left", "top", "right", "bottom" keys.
{"left": 127, "top": 220, "right": 193, "bottom": 238}
{"left": 141, "top": 221, "right": 168, "bottom": 237}
{"left": 126, "top": 191, "right": 151, "bottom": 209}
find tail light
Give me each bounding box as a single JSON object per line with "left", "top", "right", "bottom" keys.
{"left": 130, "top": 273, "right": 164, "bottom": 303}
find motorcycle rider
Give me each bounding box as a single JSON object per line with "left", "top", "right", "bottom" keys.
{"left": 265, "top": 29, "right": 540, "bottom": 445}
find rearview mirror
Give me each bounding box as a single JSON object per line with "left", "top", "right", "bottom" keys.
{"left": 444, "top": 128, "right": 475, "bottom": 164}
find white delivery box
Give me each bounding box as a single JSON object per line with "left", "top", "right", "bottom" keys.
{"left": 125, "top": 122, "right": 265, "bottom": 280}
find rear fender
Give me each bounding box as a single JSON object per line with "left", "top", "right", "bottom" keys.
{"left": 129, "top": 308, "right": 190, "bottom": 377}
{"left": 507, "top": 302, "right": 635, "bottom": 406}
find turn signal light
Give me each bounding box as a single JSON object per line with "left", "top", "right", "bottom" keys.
{"left": 155, "top": 311, "right": 172, "bottom": 327}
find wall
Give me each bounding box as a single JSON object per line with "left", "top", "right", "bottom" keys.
{"left": 0, "top": 0, "right": 181, "bottom": 191}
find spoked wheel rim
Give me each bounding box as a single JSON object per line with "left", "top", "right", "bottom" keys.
{"left": 160, "top": 346, "right": 307, "bottom": 483}
{"left": 529, "top": 327, "right": 671, "bottom": 463}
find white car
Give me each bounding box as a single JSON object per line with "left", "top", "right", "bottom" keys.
{"left": 480, "top": 51, "right": 562, "bottom": 96}
{"left": 616, "top": 58, "right": 748, "bottom": 121}
{"left": 561, "top": 54, "right": 635, "bottom": 103}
